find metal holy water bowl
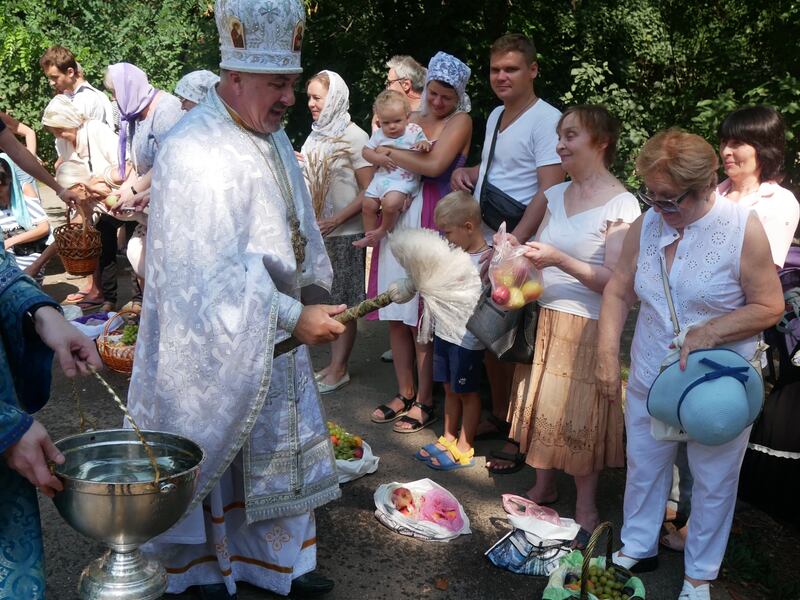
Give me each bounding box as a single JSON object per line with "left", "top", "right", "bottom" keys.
{"left": 52, "top": 429, "right": 204, "bottom": 600}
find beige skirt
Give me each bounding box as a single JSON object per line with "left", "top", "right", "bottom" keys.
{"left": 507, "top": 307, "right": 624, "bottom": 477}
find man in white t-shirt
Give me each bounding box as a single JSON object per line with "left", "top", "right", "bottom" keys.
{"left": 452, "top": 33, "right": 563, "bottom": 242}
{"left": 39, "top": 46, "right": 116, "bottom": 163}
{"left": 451, "top": 33, "right": 564, "bottom": 451}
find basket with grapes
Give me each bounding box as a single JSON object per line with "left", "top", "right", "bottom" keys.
{"left": 543, "top": 522, "right": 645, "bottom": 600}
{"left": 327, "top": 421, "right": 379, "bottom": 483}
{"left": 96, "top": 309, "right": 139, "bottom": 374}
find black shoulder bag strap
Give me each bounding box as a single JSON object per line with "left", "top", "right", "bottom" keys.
{"left": 479, "top": 110, "right": 504, "bottom": 194}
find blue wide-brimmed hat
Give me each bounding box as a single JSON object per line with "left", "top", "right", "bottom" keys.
{"left": 647, "top": 348, "right": 763, "bottom": 446}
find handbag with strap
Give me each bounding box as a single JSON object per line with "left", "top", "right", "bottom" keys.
{"left": 479, "top": 110, "right": 527, "bottom": 232}
{"left": 467, "top": 286, "right": 537, "bottom": 363}
{"left": 652, "top": 237, "right": 766, "bottom": 442}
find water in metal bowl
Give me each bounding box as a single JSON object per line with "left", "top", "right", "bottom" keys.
{"left": 53, "top": 429, "right": 204, "bottom": 549}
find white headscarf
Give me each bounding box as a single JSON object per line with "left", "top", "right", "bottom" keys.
{"left": 55, "top": 159, "right": 93, "bottom": 189}
{"left": 301, "top": 70, "right": 351, "bottom": 152}
{"left": 41, "top": 94, "right": 86, "bottom": 129}
{"left": 174, "top": 70, "right": 220, "bottom": 105}
{"left": 421, "top": 51, "right": 472, "bottom": 115}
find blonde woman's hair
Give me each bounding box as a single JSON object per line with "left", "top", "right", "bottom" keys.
{"left": 636, "top": 128, "right": 719, "bottom": 192}
{"left": 434, "top": 190, "right": 481, "bottom": 228}
{"left": 373, "top": 89, "right": 409, "bottom": 115}
{"left": 307, "top": 71, "right": 330, "bottom": 91}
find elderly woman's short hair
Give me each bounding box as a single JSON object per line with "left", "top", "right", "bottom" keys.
{"left": 636, "top": 129, "right": 719, "bottom": 193}
{"left": 718, "top": 106, "right": 786, "bottom": 184}
{"left": 386, "top": 55, "right": 427, "bottom": 93}
{"left": 558, "top": 105, "right": 620, "bottom": 168}
{"left": 56, "top": 159, "right": 93, "bottom": 189}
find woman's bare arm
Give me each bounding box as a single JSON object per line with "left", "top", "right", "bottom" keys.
{"left": 379, "top": 112, "right": 472, "bottom": 178}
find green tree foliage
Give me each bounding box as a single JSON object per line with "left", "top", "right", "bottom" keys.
{"left": 1, "top": 0, "right": 798, "bottom": 188}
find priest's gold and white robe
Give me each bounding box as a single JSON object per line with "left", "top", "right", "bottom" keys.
{"left": 126, "top": 87, "right": 340, "bottom": 596}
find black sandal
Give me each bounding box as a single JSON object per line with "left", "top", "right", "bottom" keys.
{"left": 371, "top": 393, "right": 415, "bottom": 423}
{"left": 393, "top": 401, "right": 437, "bottom": 434}
{"left": 474, "top": 414, "right": 511, "bottom": 441}
{"left": 487, "top": 439, "right": 526, "bottom": 474}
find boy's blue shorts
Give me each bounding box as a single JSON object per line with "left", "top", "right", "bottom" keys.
{"left": 433, "top": 335, "right": 484, "bottom": 393}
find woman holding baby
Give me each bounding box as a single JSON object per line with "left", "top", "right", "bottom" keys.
{"left": 368, "top": 51, "right": 473, "bottom": 433}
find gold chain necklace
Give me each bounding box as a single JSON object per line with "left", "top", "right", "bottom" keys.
{"left": 217, "top": 97, "right": 307, "bottom": 266}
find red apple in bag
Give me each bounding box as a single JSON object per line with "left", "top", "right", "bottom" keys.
{"left": 511, "top": 258, "right": 531, "bottom": 286}
{"left": 491, "top": 285, "right": 511, "bottom": 305}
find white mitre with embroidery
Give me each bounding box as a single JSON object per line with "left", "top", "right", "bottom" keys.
{"left": 215, "top": 0, "right": 306, "bottom": 74}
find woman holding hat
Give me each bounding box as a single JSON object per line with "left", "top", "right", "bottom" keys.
{"left": 368, "top": 51, "right": 473, "bottom": 433}
{"left": 596, "top": 129, "right": 784, "bottom": 600}
{"left": 664, "top": 106, "right": 800, "bottom": 552}
{"left": 301, "top": 69, "right": 374, "bottom": 393}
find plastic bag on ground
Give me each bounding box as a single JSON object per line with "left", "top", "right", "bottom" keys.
{"left": 335, "top": 440, "right": 379, "bottom": 484}
{"left": 374, "top": 478, "right": 471, "bottom": 542}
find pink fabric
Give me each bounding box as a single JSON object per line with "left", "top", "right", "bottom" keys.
{"left": 418, "top": 489, "right": 464, "bottom": 532}
{"left": 501, "top": 494, "right": 561, "bottom": 525}
{"left": 716, "top": 179, "right": 800, "bottom": 267}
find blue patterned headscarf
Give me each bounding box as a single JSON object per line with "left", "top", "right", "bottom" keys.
{"left": 422, "top": 51, "right": 472, "bottom": 114}
{"left": 0, "top": 153, "right": 33, "bottom": 230}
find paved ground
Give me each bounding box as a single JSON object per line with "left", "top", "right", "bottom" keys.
{"left": 33, "top": 189, "right": 742, "bottom": 600}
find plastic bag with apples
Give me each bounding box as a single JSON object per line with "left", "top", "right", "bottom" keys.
{"left": 488, "top": 222, "right": 544, "bottom": 310}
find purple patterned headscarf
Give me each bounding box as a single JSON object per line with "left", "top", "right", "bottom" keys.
{"left": 107, "top": 63, "right": 157, "bottom": 178}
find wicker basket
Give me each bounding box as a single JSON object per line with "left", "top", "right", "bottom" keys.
{"left": 53, "top": 208, "right": 101, "bottom": 276}
{"left": 97, "top": 309, "right": 138, "bottom": 374}
{"left": 577, "top": 522, "right": 642, "bottom": 600}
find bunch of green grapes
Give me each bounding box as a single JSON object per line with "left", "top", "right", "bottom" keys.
{"left": 120, "top": 324, "right": 139, "bottom": 346}
{"left": 326, "top": 421, "right": 364, "bottom": 460}
{"left": 565, "top": 565, "right": 632, "bottom": 600}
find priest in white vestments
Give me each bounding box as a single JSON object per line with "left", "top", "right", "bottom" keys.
{"left": 126, "top": 1, "right": 346, "bottom": 598}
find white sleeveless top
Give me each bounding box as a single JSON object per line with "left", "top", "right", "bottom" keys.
{"left": 628, "top": 197, "right": 757, "bottom": 397}
{"left": 537, "top": 182, "right": 640, "bottom": 319}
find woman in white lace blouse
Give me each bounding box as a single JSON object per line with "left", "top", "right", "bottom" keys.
{"left": 595, "top": 129, "right": 783, "bottom": 600}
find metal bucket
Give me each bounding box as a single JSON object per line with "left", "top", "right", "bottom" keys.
{"left": 53, "top": 429, "right": 204, "bottom": 549}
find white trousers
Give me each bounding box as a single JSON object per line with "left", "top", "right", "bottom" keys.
{"left": 621, "top": 388, "right": 750, "bottom": 580}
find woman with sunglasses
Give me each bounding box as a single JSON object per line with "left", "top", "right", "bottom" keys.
{"left": 596, "top": 129, "right": 784, "bottom": 599}
{"left": 662, "top": 106, "right": 800, "bottom": 553}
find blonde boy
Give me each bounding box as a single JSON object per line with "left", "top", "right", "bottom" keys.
{"left": 416, "top": 191, "right": 488, "bottom": 470}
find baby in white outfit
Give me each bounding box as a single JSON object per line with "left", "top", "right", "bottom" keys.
{"left": 353, "top": 90, "right": 430, "bottom": 248}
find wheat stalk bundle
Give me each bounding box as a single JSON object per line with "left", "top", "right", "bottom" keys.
{"left": 304, "top": 139, "right": 351, "bottom": 219}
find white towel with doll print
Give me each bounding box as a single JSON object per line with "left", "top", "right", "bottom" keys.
{"left": 364, "top": 123, "right": 427, "bottom": 199}
{"left": 628, "top": 197, "right": 759, "bottom": 400}
{"left": 374, "top": 478, "right": 471, "bottom": 542}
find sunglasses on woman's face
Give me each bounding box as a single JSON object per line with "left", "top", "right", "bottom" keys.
{"left": 635, "top": 186, "right": 692, "bottom": 214}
